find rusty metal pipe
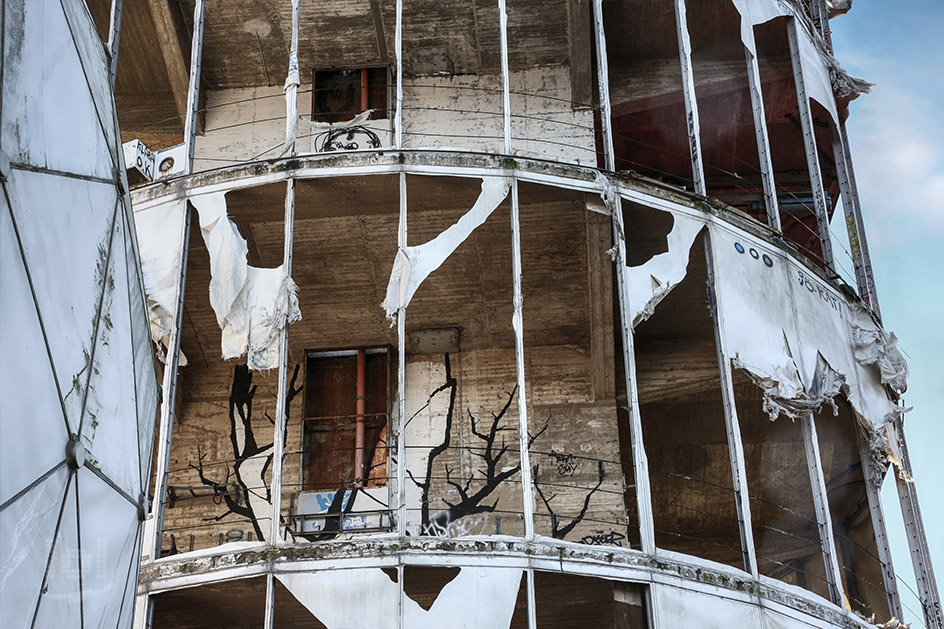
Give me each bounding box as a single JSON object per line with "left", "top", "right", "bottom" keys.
{"left": 354, "top": 348, "right": 367, "bottom": 487}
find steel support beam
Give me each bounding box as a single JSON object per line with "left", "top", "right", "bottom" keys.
{"left": 801, "top": 413, "right": 845, "bottom": 606}
{"left": 394, "top": 0, "right": 403, "bottom": 150}
{"left": 855, "top": 426, "right": 903, "bottom": 620}
{"left": 592, "top": 0, "right": 656, "bottom": 556}
{"left": 673, "top": 0, "right": 706, "bottom": 196}
{"left": 892, "top": 417, "right": 943, "bottom": 629}
{"left": 182, "top": 0, "right": 205, "bottom": 174}
{"left": 787, "top": 18, "right": 836, "bottom": 276}
{"left": 833, "top": 121, "right": 881, "bottom": 317}
{"left": 107, "top": 0, "right": 122, "bottom": 86}
{"left": 742, "top": 31, "right": 781, "bottom": 230}
{"left": 704, "top": 233, "right": 758, "bottom": 578}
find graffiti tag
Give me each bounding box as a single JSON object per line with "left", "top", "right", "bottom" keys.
{"left": 579, "top": 530, "right": 626, "bottom": 547}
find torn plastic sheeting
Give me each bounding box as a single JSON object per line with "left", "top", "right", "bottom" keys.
{"left": 382, "top": 176, "right": 511, "bottom": 320}
{"left": 190, "top": 192, "right": 301, "bottom": 371}
{"left": 623, "top": 209, "right": 705, "bottom": 326}
{"left": 850, "top": 302, "right": 908, "bottom": 393}
{"left": 277, "top": 566, "right": 522, "bottom": 628}
{"left": 301, "top": 108, "right": 374, "bottom": 131}
{"left": 708, "top": 221, "right": 900, "bottom": 433}
{"left": 133, "top": 201, "right": 188, "bottom": 366}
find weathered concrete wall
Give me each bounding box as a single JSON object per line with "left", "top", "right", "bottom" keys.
{"left": 190, "top": 65, "right": 595, "bottom": 168}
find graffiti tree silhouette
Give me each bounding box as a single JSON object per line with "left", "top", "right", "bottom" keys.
{"left": 188, "top": 364, "right": 302, "bottom": 541}
{"left": 407, "top": 353, "right": 547, "bottom": 536}
{"left": 533, "top": 459, "right": 605, "bottom": 540}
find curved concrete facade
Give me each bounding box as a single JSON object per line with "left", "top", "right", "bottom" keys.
{"left": 114, "top": 0, "right": 939, "bottom": 627}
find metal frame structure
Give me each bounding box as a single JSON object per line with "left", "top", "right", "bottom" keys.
{"left": 124, "top": 1, "right": 938, "bottom": 627}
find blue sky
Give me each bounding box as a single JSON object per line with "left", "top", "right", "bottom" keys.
{"left": 829, "top": 1, "right": 943, "bottom": 623}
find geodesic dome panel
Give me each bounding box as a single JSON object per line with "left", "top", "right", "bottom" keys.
{"left": 0, "top": 1, "right": 159, "bottom": 627}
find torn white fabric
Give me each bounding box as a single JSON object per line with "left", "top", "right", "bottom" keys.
{"left": 277, "top": 567, "right": 522, "bottom": 628}
{"left": 382, "top": 177, "right": 511, "bottom": 320}
{"left": 708, "top": 221, "right": 905, "bottom": 434}
{"left": 190, "top": 192, "right": 301, "bottom": 371}
{"left": 301, "top": 108, "right": 375, "bottom": 131}
{"left": 624, "top": 210, "right": 705, "bottom": 325}
{"left": 730, "top": 0, "right": 789, "bottom": 57}
{"left": 133, "top": 201, "right": 188, "bottom": 366}
{"left": 850, "top": 303, "right": 908, "bottom": 393}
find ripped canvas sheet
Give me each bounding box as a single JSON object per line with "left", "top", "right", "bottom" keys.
{"left": 382, "top": 177, "right": 511, "bottom": 320}
{"left": 708, "top": 220, "right": 907, "bottom": 473}
{"left": 190, "top": 192, "right": 301, "bottom": 371}
{"left": 277, "top": 566, "right": 522, "bottom": 628}
{"left": 133, "top": 200, "right": 188, "bottom": 366}
{"left": 622, "top": 209, "right": 705, "bottom": 325}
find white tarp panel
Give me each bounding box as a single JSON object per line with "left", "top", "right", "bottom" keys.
{"left": 0, "top": 466, "right": 70, "bottom": 627}
{"left": 708, "top": 220, "right": 902, "bottom": 438}
{"left": 32, "top": 479, "right": 82, "bottom": 629}
{"left": 0, "top": 0, "right": 115, "bottom": 179}
{"left": 190, "top": 192, "right": 301, "bottom": 371}
{"left": 118, "top": 205, "right": 161, "bottom": 489}
{"left": 382, "top": 177, "right": 511, "bottom": 320}
{"left": 623, "top": 209, "right": 706, "bottom": 325}
{"left": 278, "top": 567, "right": 522, "bottom": 628}
{"left": 133, "top": 201, "right": 188, "bottom": 365}
{"left": 5, "top": 170, "right": 119, "bottom": 434}
{"left": 77, "top": 469, "right": 141, "bottom": 629}
{"left": 0, "top": 198, "right": 69, "bottom": 506}
{"left": 81, "top": 212, "right": 142, "bottom": 498}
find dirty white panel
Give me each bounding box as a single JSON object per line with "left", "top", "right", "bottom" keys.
{"left": 277, "top": 569, "right": 400, "bottom": 628}
{"left": 0, "top": 0, "right": 114, "bottom": 178}
{"left": 80, "top": 212, "right": 141, "bottom": 499}
{"left": 796, "top": 27, "right": 839, "bottom": 124}
{"left": 0, "top": 198, "right": 68, "bottom": 506}
{"left": 403, "top": 566, "right": 523, "bottom": 628}
{"left": 5, "top": 170, "right": 119, "bottom": 433}
{"left": 132, "top": 200, "right": 187, "bottom": 364}
{"left": 76, "top": 468, "right": 140, "bottom": 629}
{"left": 652, "top": 584, "right": 766, "bottom": 628}
{"left": 383, "top": 177, "right": 510, "bottom": 319}
{"left": 278, "top": 566, "right": 523, "bottom": 629}
{"left": 624, "top": 209, "right": 706, "bottom": 325}
{"left": 0, "top": 466, "right": 70, "bottom": 627}
{"left": 32, "top": 477, "right": 82, "bottom": 629}
{"left": 118, "top": 205, "right": 160, "bottom": 489}
{"left": 709, "top": 221, "right": 897, "bottom": 428}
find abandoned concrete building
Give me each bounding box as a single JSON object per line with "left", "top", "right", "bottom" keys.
{"left": 2, "top": 0, "right": 940, "bottom": 627}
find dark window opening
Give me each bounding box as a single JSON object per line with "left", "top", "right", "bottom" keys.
{"left": 302, "top": 348, "right": 390, "bottom": 492}
{"left": 311, "top": 67, "right": 389, "bottom": 123}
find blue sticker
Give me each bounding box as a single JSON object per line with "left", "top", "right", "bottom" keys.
{"left": 734, "top": 242, "right": 745, "bottom": 254}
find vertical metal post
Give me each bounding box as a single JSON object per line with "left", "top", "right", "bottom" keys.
{"left": 107, "top": 0, "right": 123, "bottom": 86}
{"left": 394, "top": 0, "right": 404, "bottom": 150}
{"left": 703, "top": 232, "right": 758, "bottom": 577}
{"left": 833, "top": 121, "right": 881, "bottom": 317}
{"left": 892, "top": 417, "right": 943, "bottom": 629}
{"left": 148, "top": 202, "right": 191, "bottom": 560}
{"left": 268, "top": 178, "right": 295, "bottom": 546}
{"left": 673, "top": 0, "right": 706, "bottom": 196}
{"left": 263, "top": 572, "right": 275, "bottom": 629}
{"left": 498, "top": 4, "right": 535, "bottom": 626}
{"left": 800, "top": 413, "right": 845, "bottom": 606}
{"left": 855, "top": 426, "right": 903, "bottom": 620}
{"left": 786, "top": 18, "right": 836, "bottom": 276}
{"left": 182, "top": 0, "right": 205, "bottom": 174}
{"left": 592, "top": 0, "right": 656, "bottom": 555}
{"left": 743, "top": 32, "right": 781, "bottom": 230}
{"left": 396, "top": 170, "right": 407, "bottom": 539}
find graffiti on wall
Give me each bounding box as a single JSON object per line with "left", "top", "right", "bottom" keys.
{"left": 187, "top": 363, "right": 302, "bottom": 541}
